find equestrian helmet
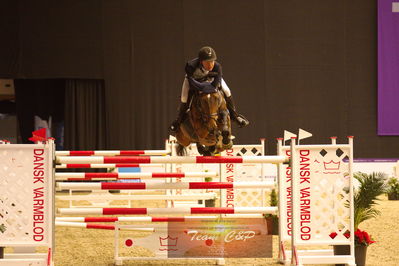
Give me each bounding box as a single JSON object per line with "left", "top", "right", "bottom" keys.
{"left": 198, "top": 46, "right": 217, "bottom": 61}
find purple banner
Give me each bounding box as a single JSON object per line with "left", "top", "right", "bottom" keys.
{"left": 378, "top": 0, "right": 399, "bottom": 135}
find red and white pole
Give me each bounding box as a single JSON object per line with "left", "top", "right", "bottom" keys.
{"left": 56, "top": 155, "right": 288, "bottom": 164}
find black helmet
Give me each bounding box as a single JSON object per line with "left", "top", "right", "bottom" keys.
{"left": 198, "top": 46, "right": 217, "bottom": 61}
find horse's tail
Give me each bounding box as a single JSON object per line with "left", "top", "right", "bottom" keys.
{"left": 176, "top": 143, "right": 188, "bottom": 156}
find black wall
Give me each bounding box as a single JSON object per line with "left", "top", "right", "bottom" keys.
{"left": 1, "top": 0, "right": 397, "bottom": 157}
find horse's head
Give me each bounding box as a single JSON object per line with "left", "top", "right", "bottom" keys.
{"left": 193, "top": 91, "right": 225, "bottom": 135}
{"left": 176, "top": 90, "right": 232, "bottom": 155}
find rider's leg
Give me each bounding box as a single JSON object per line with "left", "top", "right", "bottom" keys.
{"left": 170, "top": 78, "right": 190, "bottom": 132}
{"left": 221, "top": 79, "right": 249, "bottom": 128}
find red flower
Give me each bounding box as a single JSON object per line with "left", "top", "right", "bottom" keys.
{"left": 362, "top": 231, "right": 376, "bottom": 245}
{"left": 363, "top": 231, "right": 371, "bottom": 243}
{"left": 355, "top": 229, "right": 364, "bottom": 243}
{"left": 354, "top": 228, "right": 375, "bottom": 246}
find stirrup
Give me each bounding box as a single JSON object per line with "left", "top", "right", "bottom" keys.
{"left": 236, "top": 115, "right": 249, "bottom": 128}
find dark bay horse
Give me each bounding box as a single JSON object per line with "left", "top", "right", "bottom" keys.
{"left": 175, "top": 90, "right": 233, "bottom": 156}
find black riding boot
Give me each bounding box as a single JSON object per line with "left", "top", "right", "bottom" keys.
{"left": 225, "top": 96, "right": 249, "bottom": 128}
{"left": 170, "top": 102, "right": 189, "bottom": 132}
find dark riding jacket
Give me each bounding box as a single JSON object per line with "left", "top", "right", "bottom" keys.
{"left": 185, "top": 58, "right": 222, "bottom": 94}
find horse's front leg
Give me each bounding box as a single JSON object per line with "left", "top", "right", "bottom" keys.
{"left": 219, "top": 110, "right": 233, "bottom": 148}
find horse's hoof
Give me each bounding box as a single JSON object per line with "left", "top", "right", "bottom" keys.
{"left": 222, "top": 141, "right": 233, "bottom": 150}
{"left": 201, "top": 151, "right": 212, "bottom": 156}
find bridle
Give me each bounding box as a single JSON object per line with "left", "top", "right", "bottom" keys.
{"left": 195, "top": 91, "right": 222, "bottom": 125}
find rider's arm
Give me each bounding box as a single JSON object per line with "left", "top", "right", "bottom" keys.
{"left": 185, "top": 59, "right": 198, "bottom": 78}
{"left": 210, "top": 62, "right": 222, "bottom": 88}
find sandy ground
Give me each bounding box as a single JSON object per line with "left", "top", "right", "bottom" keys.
{"left": 48, "top": 193, "right": 398, "bottom": 265}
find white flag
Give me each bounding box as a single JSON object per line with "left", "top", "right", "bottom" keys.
{"left": 298, "top": 128, "right": 313, "bottom": 145}
{"left": 298, "top": 128, "right": 312, "bottom": 141}
{"left": 283, "top": 130, "right": 297, "bottom": 142}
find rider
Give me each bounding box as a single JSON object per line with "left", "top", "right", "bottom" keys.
{"left": 170, "top": 46, "right": 249, "bottom": 132}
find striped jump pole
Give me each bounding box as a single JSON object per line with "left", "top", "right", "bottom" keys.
{"left": 56, "top": 163, "right": 165, "bottom": 169}
{"left": 56, "top": 193, "right": 217, "bottom": 201}
{"left": 56, "top": 214, "right": 265, "bottom": 223}
{"left": 56, "top": 150, "right": 170, "bottom": 156}
{"left": 57, "top": 181, "right": 275, "bottom": 191}
{"left": 56, "top": 155, "right": 288, "bottom": 164}
{"left": 58, "top": 207, "right": 277, "bottom": 215}
{"left": 55, "top": 171, "right": 218, "bottom": 181}
{"left": 55, "top": 221, "right": 155, "bottom": 231}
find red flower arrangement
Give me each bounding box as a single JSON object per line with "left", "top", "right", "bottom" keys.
{"left": 354, "top": 229, "right": 375, "bottom": 246}
{"left": 329, "top": 229, "right": 375, "bottom": 246}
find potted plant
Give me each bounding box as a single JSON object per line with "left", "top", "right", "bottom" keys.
{"left": 265, "top": 188, "right": 278, "bottom": 235}
{"left": 386, "top": 177, "right": 399, "bottom": 200}
{"left": 333, "top": 172, "right": 386, "bottom": 266}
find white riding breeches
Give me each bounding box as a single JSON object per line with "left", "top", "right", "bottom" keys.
{"left": 180, "top": 77, "right": 231, "bottom": 103}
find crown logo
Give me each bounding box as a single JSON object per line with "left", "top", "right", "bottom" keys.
{"left": 323, "top": 160, "right": 340, "bottom": 170}
{"left": 159, "top": 235, "right": 178, "bottom": 251}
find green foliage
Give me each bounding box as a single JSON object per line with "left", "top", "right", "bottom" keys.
{"left": 264, "top": 189, "right": 278, "bottom": 219}
{"left": 270, "top": 189, "right": 278, "bottom": 207}
{"left": 353, "top": 172, "right": 387, "bottom": 229}
{"left": 387, "top": 177, "right": 399, "bottom": 194}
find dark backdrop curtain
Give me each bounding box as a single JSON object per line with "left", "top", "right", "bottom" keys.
{"left": 64, "top": 79, "right": 106, "bottom": 150}
{"left": 14, "top": 79, "right": 65, "bottom": 143}
{"left": 2, "top": 0, "right": 399, "bottom": 157}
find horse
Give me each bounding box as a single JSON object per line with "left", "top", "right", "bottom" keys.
{"left": 175, "top": 89, "right": 233, "bottom": 156}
